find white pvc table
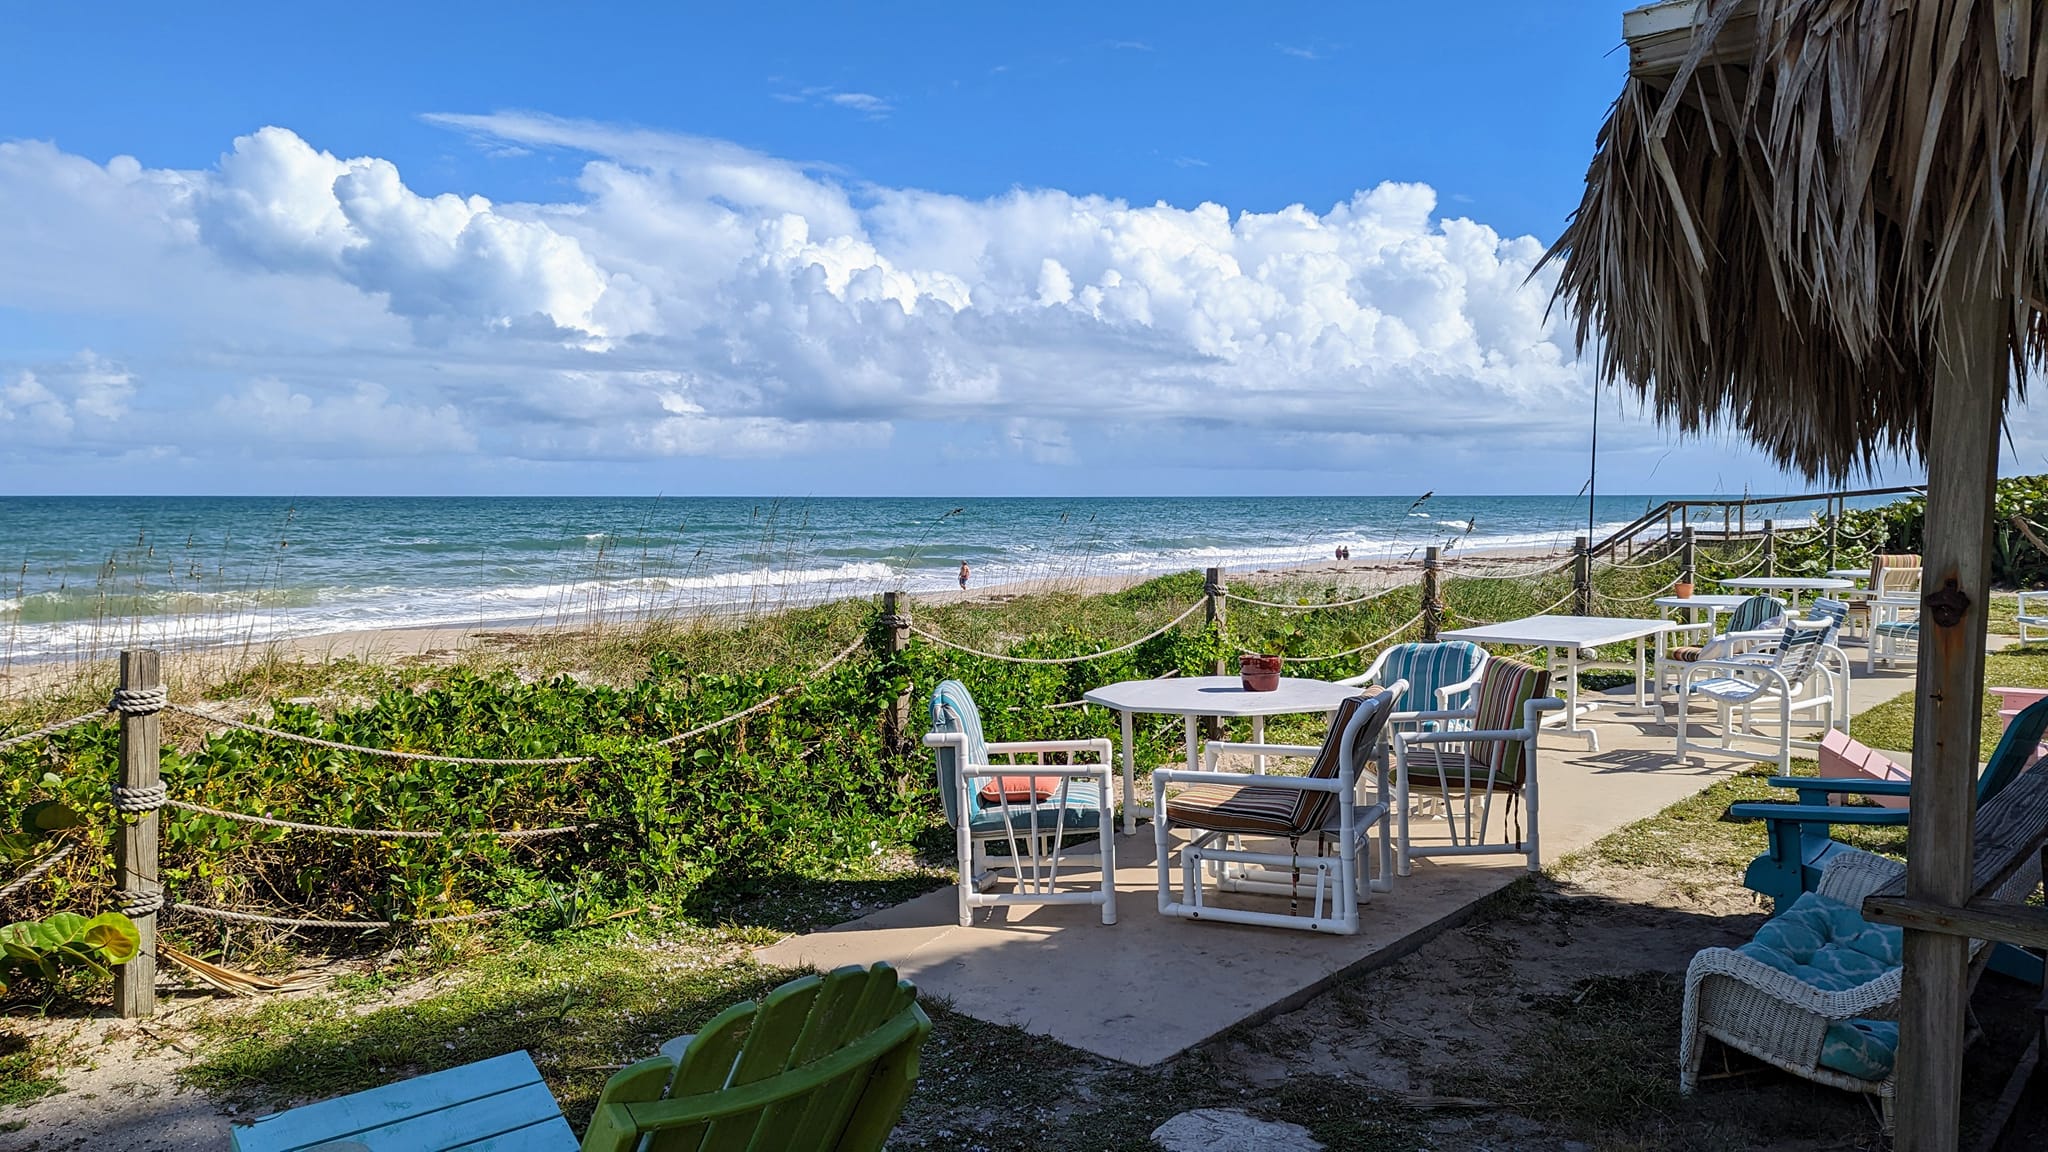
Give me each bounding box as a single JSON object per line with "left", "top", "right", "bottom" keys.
{"left": 1718, "top": 576, "right": 1854, "bottom": 609}
{"left": 1654, "top": 593, "right": 1753, "bottom": 630}
{"left": 1081, "top": 675, "right": 1360, "bottom": 834}
{"left": 1827, "top": 568, "right": 1873, "bottom": 584}
{"left": 1439, "top": 615, "right": 1681, "bottom": 751}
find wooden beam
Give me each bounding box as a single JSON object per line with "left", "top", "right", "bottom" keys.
{"left": 1892, "top": 246, "right": 2005, "bottom": 1152}
{"left": 1623, "top": 0, "right": 1759, "bottom": 79}
{"left": 1862, "top": 897, "right": 2048, "bottom": 950}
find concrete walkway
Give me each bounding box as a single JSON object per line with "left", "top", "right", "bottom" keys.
{"left": 757, "top": 658, "right": 1923, "bottom": 1065}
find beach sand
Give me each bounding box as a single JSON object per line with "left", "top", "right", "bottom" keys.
{"left": 0, "top": 544, "right": 1571, "bottom": 706}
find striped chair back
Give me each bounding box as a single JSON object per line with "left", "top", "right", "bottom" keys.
{"left": 1770, "top": 622, "right": 1830, "bottom": 687}
{"left": 1874, "top": 553, "right": 1922, "bottom": 595}
{"left": 1291, "top": 687, "right": 1396, "bottom": 833}
{"left": 1803, "top": 596, "right": 1850, "bottom": 645}
{"left": 929, "top": 680, "right": 988, "bottom": 829}
{"left": 1467, "top": 658, "right": 1549, "bottom": 787}
{"left": 1728, "top": 595, "right": 1786, "bottom": 633}
{"left": 1377, "top": 642, "right": 1487, "bottom": 711}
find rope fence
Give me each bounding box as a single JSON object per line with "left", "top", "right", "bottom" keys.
{"left": 1277, "top": 612, "right": 1427, "bottom": 663}
{"left": 0, "top": 710, "right": 109, "bottom": 754}
{"left": 908, "top": 598, "right": 1206, "bottom": 664}
{"left": 171, "top": 901, "right": 537, "bottom": 930}
{"left": 1223, "top": 582, "right": 1414, "bottom": 611}
{"left": 165, "top": 800, "right": 590, "bottom": 841}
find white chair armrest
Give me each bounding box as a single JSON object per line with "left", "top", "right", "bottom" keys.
{"left": 982, "top": 738, "right": 1115, "bottom": 757}
{"left": 1400, "top": 707, "right": 1480, "bottom": 725}
{"left": 957, "top": 761, "right": 1113, "bottom": 780}
{"left": 1398, "top": 726, "right": 1535, "bottom": 747}
{"left": 1434, "top": 667, "right": 1487, "bottom": 708}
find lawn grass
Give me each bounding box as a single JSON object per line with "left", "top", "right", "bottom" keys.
{"left": 1852, "top": 641, "right": 2048, "bottom": 755}
{"left": 0, "top": 1029, "right": 65, "bottom": 1109}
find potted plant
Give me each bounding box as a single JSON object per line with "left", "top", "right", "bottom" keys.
{"left": 1238, "top": 652, "right": 1283, "bottom": 691}
{"left": 1674, "top": 578, "right": 1695, "bottom": 598}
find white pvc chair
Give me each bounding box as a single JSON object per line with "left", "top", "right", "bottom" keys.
{"left": 1150, "top": 683, "right": 1403, "bottom": 935}
{"left": 2017, "top": 590, "right": 2048, "bottom": 643}
{"left": 1393, "top": 657, "right": 1564, "bottom": 875}
{"left": 1675, "top": 621, "right": 1836, "bottom": 773}
{"left": 925, "top": 680, "right": 1117, "bottom": 927}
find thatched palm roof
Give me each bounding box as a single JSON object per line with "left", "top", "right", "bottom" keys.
{"left": 1545, "top": 0, "right": 2048, "bottom": 480}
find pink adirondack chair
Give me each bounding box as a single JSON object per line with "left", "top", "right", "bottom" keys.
{"left": 1815, "top": 730, "right": 1910, "bottom": 810}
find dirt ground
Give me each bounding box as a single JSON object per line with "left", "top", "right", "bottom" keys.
{"left": 12, "top": 855, "right": 2034, "bottom": 1152}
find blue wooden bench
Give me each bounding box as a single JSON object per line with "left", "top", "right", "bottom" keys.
{"left": 229, "top": 963, "right": 930, "bottom": 1152}
{"left": 231, "top": 1051, "right": 577, "bottom": 1151}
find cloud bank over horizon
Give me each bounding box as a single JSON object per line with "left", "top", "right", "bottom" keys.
{"left": 0, "top": 114, "right": 1916, "bottom": 492}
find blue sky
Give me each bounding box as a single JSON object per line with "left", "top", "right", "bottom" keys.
{"left": 0, "top": 3, "right": 1961, "bottom": 495}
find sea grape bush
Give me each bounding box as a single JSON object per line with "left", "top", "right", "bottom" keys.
{"left": 0, "top": 564, "right": 1611, "bottom": 940}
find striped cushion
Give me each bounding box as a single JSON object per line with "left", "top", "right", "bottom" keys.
{"left": 1668, "top": 646, "right": 1704, "bottom": 662}
{"left": 1467, "top": 658, "right": 1548, "bottom": 787}
{"left": 1728, "top": 595, "right": 1786, "bottom": 633}
{"left": 1166, "top": 689, "right": 1392, "bottom": 836}
{"left": 1377, "top": 642, "right": 1487, "bottom": 711}
{"left": 1401, "top": 746, "right": 1525, "bottom": 791}
{"left": 929, "top": 680, "right": 989, "bottom": 829}
{"left": 1874, "top": 620, "right": 1920, "bottom": 637}
{"left": 1873, "top": 554, "right": 1921, "bottom": 595}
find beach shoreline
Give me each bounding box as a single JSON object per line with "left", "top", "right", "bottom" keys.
{"left": 0, "top": 543, "right": 1572, "bottom": 704}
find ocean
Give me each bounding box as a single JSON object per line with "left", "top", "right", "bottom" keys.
{"left": 0, "top": 493, "right": 1843, "bottom": 661}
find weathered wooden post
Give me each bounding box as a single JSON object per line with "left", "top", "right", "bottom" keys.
{"left": 1204, "top": 567, "right": 1227, "bottom": 737}
{"left": 881, "top": 592, "right": 911, "bottom": 754}
{"left": 112, "top": 649, "right": 163, "bottom": 1019}
{"left": 1421, "top": 547, "right": 1442, "bottom": 642}
{"left": 1892, "top": 264, "right": 2003, "bottom": 1152}
{"left": 1763, "top": 520, "right": 1776, "bottom": 576}
{"left": 1573, "top": 536, "right": 1591, "bottom": 616}
{"left": 1826, "top": 497, "right": 1839, "bottom": 571}
{"left": 1681, "top": 526, "right": 1696, "bottom": 588}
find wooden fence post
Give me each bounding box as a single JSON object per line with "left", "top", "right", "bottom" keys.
{"left": 1763, "top": 520, "right": 1777, "bottom": 576}
{"left": 114, "top": 649, "right": 162, "bottom": 1019}
{"left": 1422, "top": 547, "right": 1442, "bottom": 642}
{"left": 1827, "top": 497, "right": 1840, "bottom": 571}
{"left": 1204, "top": 567, "right": 1226, "bottom": 737}
{"left": 1681, "top": 526, "right": 1696, "bottom": 588}
{"left": 1573, "top": 536, "right": 1591, "bottom": 616}
{"left": 882, "top": 592, "right": 910, "bottom": 754}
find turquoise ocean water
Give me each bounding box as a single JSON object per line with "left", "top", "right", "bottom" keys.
{"left": 0, "top": 494, "right": 1847, "bottom": 661}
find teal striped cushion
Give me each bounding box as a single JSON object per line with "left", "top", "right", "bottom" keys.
{"left": 930, "top": 680, "right": 989, "bottom": 829}
{"left": 1378, "top": 642, "right": 1487, "bottom": 711}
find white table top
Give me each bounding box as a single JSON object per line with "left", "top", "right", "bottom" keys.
{"left": 1826, "top": 568, "right": 1873, "bottom": 581}
{"left": 1653, "top": 594, "right": 1754, "bottom": 610}
{"left": 1719, "top": 576, "right": 1855, "bottom": 592}
{"left": 1439, "top": 614, "right": 1679, "bottom": 648}
{"left": 1082, "top": 675, "right": 1360, "bottom": 716}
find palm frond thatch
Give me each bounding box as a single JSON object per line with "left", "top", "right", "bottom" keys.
{"left": 1546, "top": 0, "right": 2048, "bottom": 480}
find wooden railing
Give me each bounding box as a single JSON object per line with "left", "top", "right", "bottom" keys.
{"left": 1587, "top": 484, "right": 1923, "bottom": 561}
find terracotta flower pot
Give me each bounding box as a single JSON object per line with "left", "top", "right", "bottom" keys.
{"left": 1239, "top": 653, "right": 1283, "bottom": 692}
{"left": 1674, "top": 581, "right": 1695, "bottom": 598}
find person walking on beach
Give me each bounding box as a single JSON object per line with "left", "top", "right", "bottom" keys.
{"left": 959, "top": 561, "right": 970, "bottom": 590}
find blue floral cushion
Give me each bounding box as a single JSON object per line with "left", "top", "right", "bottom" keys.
{"left": 1737, "top": 890, "right": 1902, "bottom": 1081}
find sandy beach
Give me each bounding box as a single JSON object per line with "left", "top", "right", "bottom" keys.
{"left": 0, "top": 544, "right": 1572, "bottom": 706}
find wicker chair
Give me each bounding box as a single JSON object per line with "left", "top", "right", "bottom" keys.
{"left": 1680, "top": 850, "right": 1906, "bottom": 1125}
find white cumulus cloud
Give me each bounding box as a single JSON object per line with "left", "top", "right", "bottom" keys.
{"left": 0, "top": 113, "right": 1842, "bottom": 490}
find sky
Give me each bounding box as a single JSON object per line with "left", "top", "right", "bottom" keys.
{"left": 0, "top": 2, "right": 2010, "bottom": 496}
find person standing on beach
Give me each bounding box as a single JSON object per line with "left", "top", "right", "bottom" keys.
{"left": 959, "top": 561, "right": 970, "bottom": 589}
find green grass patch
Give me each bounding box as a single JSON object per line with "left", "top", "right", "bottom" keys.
{"left": 1852, "top": 644, "right": 2048, "bottom": 755}
{"left": 0, "top": 1027, "right": 66, "bottom": 1108}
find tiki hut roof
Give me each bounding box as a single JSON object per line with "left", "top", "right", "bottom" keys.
{"left": 1545, "top": 0, "right": 2048, "bottom": 480}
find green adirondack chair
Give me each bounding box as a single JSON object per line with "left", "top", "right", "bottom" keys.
{"left": 231, "top": 963, "right": 932, "bottom": 1152}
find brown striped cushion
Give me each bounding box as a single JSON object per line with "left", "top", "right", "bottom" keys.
{"left": 1668, "top": 646, "right": 1704, "bottom": 662}
{"left": 1466, "top": 658, "right": 1548, "bottom": 788}
{"left": 1166, "top": 689, "right": 1391, "bottom": 836}
{"left": 1401, "top": 746, "right": 1525, "bottom": 791}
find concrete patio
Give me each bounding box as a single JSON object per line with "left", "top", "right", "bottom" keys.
{"left": 757, "top": 656, "right": 1925, "bottom": 1066}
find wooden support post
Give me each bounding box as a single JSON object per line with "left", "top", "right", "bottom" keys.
{"left": 1204, "top": 567, "right": 1226, "bottom": 737}
{"left": 1894, "top": 274, "right": 2004, "bottom": 1151}
{"left": 1422, "top": 547, "right": 1442, "bottom": 642}
{"left": 1573, "top": 536, "right": 1591, "bottom": 616}
{"left": 881, "top": 593, "right": 910, "bottom": 754}
{"left": 114, "top": 649, "right": 161, "bottom": 1019}
{"left": 1681, "top": 526, "right": 1696, "bottom": 587}
{"left": 1763, "top": 520, "right": 1776, "bottom": 576}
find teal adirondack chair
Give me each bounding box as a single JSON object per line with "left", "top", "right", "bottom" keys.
{"left": 231, "top": 963, "right": 932, "bottom": 1152}
{"left": 1734, "top": 695, "right": 2048, "bottom": 982}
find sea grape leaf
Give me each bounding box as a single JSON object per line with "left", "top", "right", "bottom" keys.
{"left": 21, "top": 800, "right": 82, "bottom": 837}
